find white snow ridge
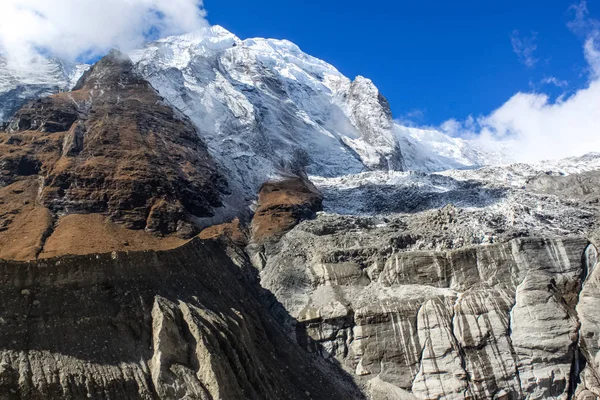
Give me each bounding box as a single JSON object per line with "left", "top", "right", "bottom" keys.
{"left": 129, "top": 26, "right": 408, "bottom": 199}
{"left": 0, "top": 25, "right": 596, "bottom": 219}
{"left": 0, "top": 56, "right": 88, "bottom": 122}
{"left": 125, "top": 26, "right": 520, "bottom": 203}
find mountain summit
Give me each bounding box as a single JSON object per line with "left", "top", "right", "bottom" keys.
{"left": 0, "top": 50, "right": 225, "bottom": 259}
{"left": 131, "top": 26, "right": 407, "bottom": 199}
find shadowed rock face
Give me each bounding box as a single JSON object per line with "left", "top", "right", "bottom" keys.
{"left": 0, "top": 238, "right": 363, "bottom": 399}
{"left": 0, "top": 50, "right": 226, "bottom": 244}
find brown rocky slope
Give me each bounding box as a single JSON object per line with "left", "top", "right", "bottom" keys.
{"left": 0, "top": 52, "right": 363, "bottom": 400}
{"left": 0, "top": 50, "right": 226, "bottom": 260}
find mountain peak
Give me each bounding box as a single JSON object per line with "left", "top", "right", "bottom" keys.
{"left": 156, "top": 25, "right": 241, "bottom": 50}
{"left": 72, "top": 49, "right": 134, "bottom": 91}
{"left": 0, "top": 53, "right": 226, "bottom": 259}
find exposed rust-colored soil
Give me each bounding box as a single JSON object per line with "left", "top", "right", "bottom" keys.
{"left": 0, "top": 178, "right": 53, "bottom": 261}
{"left": 40, "top": 214, "right": 186, "bottom": 259}
{"left": 199, "top": 218, "right": 249, "bottom": 247}
{"left": 251, "top": 177, "right": 322, "bottom": 243}
{"left": 1, "top": 50, "right": 225, "bottom": 241}
{"left": 0, "top": 178, "right": 187, "bottom": 261}
{"left": 0, "top": 51, "right": 228, "bottom": 261}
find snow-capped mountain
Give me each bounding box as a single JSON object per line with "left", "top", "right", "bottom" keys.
{"left": 129, "top": 26, "right": 407, "bottom": 198}
{"left": 128, "top": 26, "right": 515, "bottom": 198}
{"left": 395, "top": 125, "right": 512, "bottom": 171}
{"left": 0, "top": 25, "right": 511, "bottom": 199}
{"left": 0, "top": 56, "right": 88, "bottom": 123}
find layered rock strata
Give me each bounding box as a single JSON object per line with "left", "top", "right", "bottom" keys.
{"left": 256, "top": 214, "right": 600, "bottom": 399}
{"left": 0, "top": 238, "right": 362, "bottom": 399}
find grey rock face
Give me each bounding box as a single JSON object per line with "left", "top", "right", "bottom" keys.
{"left": 576, "top": 244, "right": 600, "bottom": 400}
{"left": 343, "top": 76, "right": 405, "bottom": 171}
{"left": 526, "top": 170, "right": 600, "bottom": 205}
{"left": 256, "top": 209, "right": 600, "bottom": 399}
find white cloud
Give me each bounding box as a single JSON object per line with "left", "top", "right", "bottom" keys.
{"left": 541, "top": 76, "right": 568, "bottom": 88}
{"left": 511, "top": 30, "right": 538, "bottom": 67}
{"left": 568, "top": 1, "right": 599, "bottom": 36}
{"left": 0, "top": 0, "right": 208, "bottom": 65}
{"left": 430, "top": 2, "right": 600, "bottom": 163}
{"left": 397, "top": 109, "right": 426, "bottom": 126}
{"left": 473, "top": 79, "right": 600, "bottom": 162}
{"left": 440, "top": 116, "right": 475, "bottom": 136}
{"left": 584, "top": 36, "right": 600, "bottom": 78}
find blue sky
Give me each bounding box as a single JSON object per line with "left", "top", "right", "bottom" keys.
{"left": 204, "top": 0, "right": 597, "bottom": 126}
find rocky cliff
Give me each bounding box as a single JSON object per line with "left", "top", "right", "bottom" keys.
{"left": 0, "top": 237, "right": 362, "bottom": 399}
{"left": 257, "top": 229, "right": 598, "bottom": 399}
{"left": 251, "top": 167, "right": 600, "bottom": 400}
{"left": 0, "top": 50, "right": 228, "bottom": 260}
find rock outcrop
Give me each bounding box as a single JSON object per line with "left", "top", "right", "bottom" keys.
{"left": 250, "top": 177, "right": 323, "bottom": 244}
{"left": 0, "top": 51, "right": 227, "bottom": 260}
{"left": 255, "top": 206, "right": 600, "bottom": 399}
{"left": 198, "top": 218, "right": 249, "bottom": 247}
{"left": 526, "top": 170, "right": 600, "bottom": 204}
{"left": 342, "top": 76, "right": 405, "bottom": 171}
{"left": 0, "top": 238, "right": 362, "bottom": 399}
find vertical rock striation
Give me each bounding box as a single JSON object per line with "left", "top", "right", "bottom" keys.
{"left": 257, "top": 214, "right": 600, "bottom": 399}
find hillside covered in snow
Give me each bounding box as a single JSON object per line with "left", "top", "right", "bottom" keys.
{"left": 0, "top": 26, "right": 512, "bottom": 203}
{"left": 0, "top": 56, "right": 87, "bottom": 122}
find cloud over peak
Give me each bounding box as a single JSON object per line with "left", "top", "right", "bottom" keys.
{"left": 0, "top": 0, "right": 208, "bottom": 65}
